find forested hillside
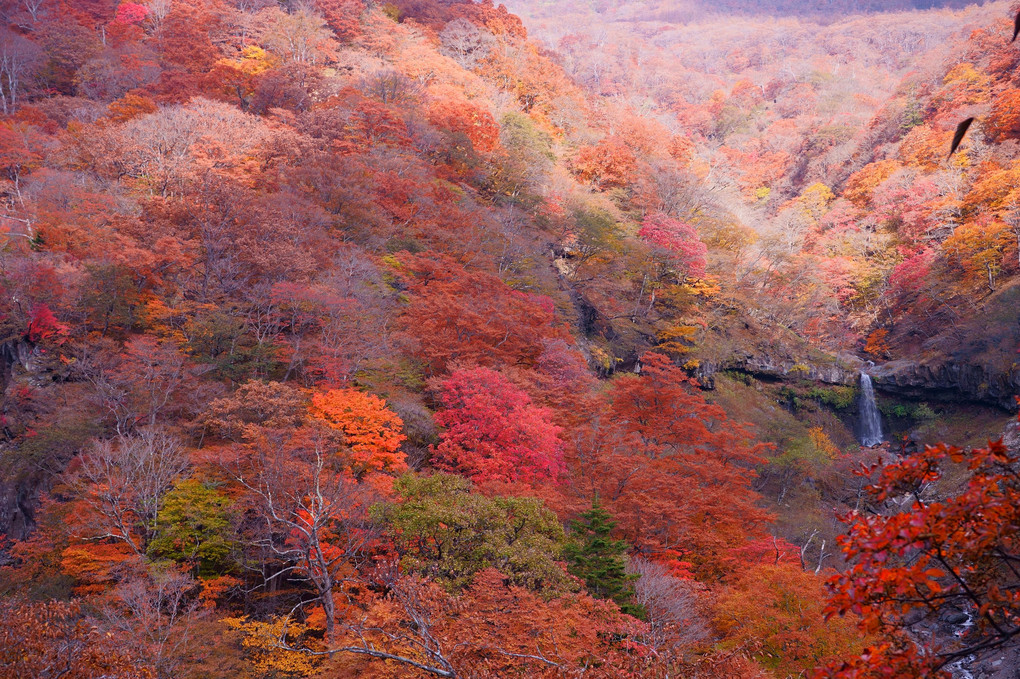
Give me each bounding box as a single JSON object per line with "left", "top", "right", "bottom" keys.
{"left": 1, "top": 1, "right": 1019, "bottom": 678}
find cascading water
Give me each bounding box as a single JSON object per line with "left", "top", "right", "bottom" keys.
{"left": 858, "top": 372, "right": 884, "bottom": 447}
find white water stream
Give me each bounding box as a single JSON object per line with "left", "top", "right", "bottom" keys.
{"left": 858, "top": 372, "right": 884, "bottom": 447}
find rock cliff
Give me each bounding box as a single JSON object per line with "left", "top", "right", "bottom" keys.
{"left": 870, "top": 360, "right": 1020, "bottom": 412}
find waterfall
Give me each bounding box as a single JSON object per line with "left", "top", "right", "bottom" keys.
{"left": 858, "top": 373, "right": 884, "bottom": 447}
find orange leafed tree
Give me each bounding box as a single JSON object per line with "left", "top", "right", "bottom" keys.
{"left": 715, "top": 563, "right": 865, "bottom": 677}
{"left": 942, "top": 217, "right": 1013, "bottom": 292}
{"left": 310, "top": 389, "right": 408, "bottom": 480}
{"left": 331, "top": 568, "right": 654, "bottom": 678}
{"left": 842, "top": 160, "right": 902, "bottom": 208}
{"left": 426, "top": 95, "right": 500, "bottom": 153}
{"left": 0, "top": 600, "right": 147, "bottom": 679}
{"left": 985, "top": 88, "right": 1020, "bottom": 142}
{"left": 571, "top": 136, "right": 637, "bottom": 189}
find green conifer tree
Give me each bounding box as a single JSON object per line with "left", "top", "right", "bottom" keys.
{"left": 563, "top": 495, "right": 644, "bottom": 618}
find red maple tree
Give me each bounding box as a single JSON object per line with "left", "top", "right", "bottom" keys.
{"left": 431, "top": 366, "right": 564, "bottom": 484}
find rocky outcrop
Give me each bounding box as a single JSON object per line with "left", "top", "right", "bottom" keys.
{"left": 869, "top": 359, "right": 1020, "bottom": 412}
{"left": 0, "top": 339, "right": 36, "bottom": 392}
{"left": 691, "top": 346, "right": 1020, "bottom": 413}
{"left": 0, "top": 339, "right": 52, "bottom": 540}
{"left": 1003, "top": 420, "right": 1020, "bottom": 453}
{"left": 694, "top": 351, "right": 864, "bottom": 388}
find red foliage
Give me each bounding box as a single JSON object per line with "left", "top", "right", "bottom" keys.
{"left": 64, "top": 0, "right": 119, "bottom": 29}
{"left": 887, "top": 248, "right": 936, "bottom": 309}
{"left": 638, "top": 213, "right": 708, "bottom": 280}
{"left": 286, "top": 505, "right": 350, "bottom": 580}
{"left": 270, "top": 281, "right": 356, "bottom": 384}
{"left": 871, "top": 175, "right": 939, "bottom": 246}
{"left": 728, "top": 536, "right": 802, "bottom": 568}
{"left": 148, "top": 0, "right": 220, "bottom": 99}
{"left": 0, "top": 123, "right": 45, "bottom": 186}
{"left": 397, "top": 255, "right": 569, "bottom": 375}
{"left": 26, "top": 303, "right": 67, "bottom": 342}
{"left": 819, "top": 431, "right": 1020, "bottom": 678}
{"left": 113, "top": 2, "right": 148, "bottom": 25}
{"left": 315, "top": 0, "right": 365, "bottom": 41}
{"left": 431, "top": 366, "right": 564, "bottom": 484}
{"left": 571, "top": 353, "right": 772, "bottom": 579}
{"left": 393, "top": 0, "right": 527, "bottom": 39}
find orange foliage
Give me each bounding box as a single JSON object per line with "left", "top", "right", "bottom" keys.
{"left": 571, "top": 136, "right": 638, "bottom": 189}
{"left": 426, "top": 95, "right": 500, "bottom": 153}
{"left": 0, "top": 601, "right": 147, "bottom": 679}
{"left": 985, "top": 88, "right": 1020, "bottom": 142}
{"left": 898, "top": 125, "right": 952, "bottom": 171}
{"left": 60, "top": 542, "right": 139, "bottom": 595}
{"left": 716, "top": 563, "right": 865, "bottom": 677}
{"left": 942, "top": 218, "right": 1013, "bottom": 292}
{"left": 339, "top": 569, "right": 652, "bottom": 677}
{"left": 310, "top": 389, "right": 408, "bottom": 480}
{"left": 106, "top": 93, "right": 158, "bottom": 123}
{"left": 963, "top": 161, "right": 1020, "bottom": 214}
{"left": 864, "top": 328, "right": 891, "bottom": 359}
{"left": 842, "top": 160, "right": 902, "bottom": 208}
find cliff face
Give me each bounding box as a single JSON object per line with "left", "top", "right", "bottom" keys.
{"left": 695, "top": 352, "right": 863, "bottom": 388}
{"left": 0, "top": 339, "right": 62, "bottom": 540}
{"left": 685, "top": 324, "right": 1020, "bottom": 409}
{"left": 691, "top": 338, "right": 1020, "bottom": 413}
{"left": 870, "top": 360, "right": 1020, "bottom": 412}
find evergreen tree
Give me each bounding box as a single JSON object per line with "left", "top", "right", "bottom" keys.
{"left": 563, "top": 496, "right": 644, "bottom": 618}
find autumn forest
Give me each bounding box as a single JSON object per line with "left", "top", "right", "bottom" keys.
{"left": 1, "top": 0, "right": 1020, "bottom": 677}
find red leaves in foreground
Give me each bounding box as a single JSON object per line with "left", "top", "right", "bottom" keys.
{"left": 113, "top": 2, "right": 149, "bottom": 26}
{"left": 818, "top": 431, "right": 1020, "bottom": 678}
{"left": 26, "top": 303, "right": 67, "bottom": 342}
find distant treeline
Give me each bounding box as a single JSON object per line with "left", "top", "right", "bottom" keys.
{"left": 588, "top": 0, "right": 994, "bottom": 21}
